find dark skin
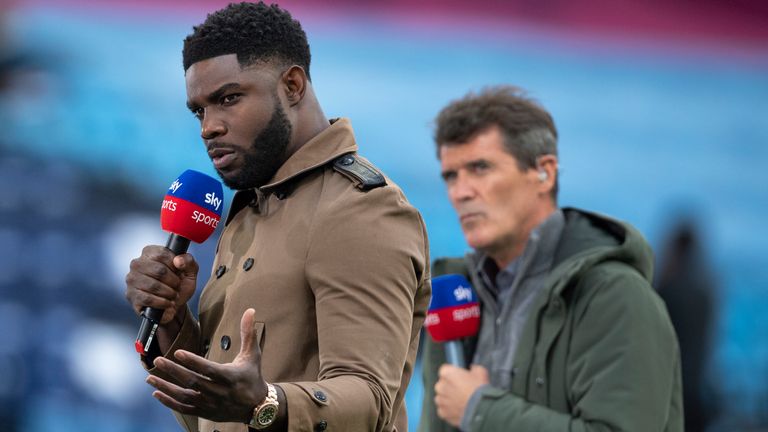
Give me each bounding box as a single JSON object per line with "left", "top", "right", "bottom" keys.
{"left": 148, "top": 308, "right": 278, "bottom": 424}
{"left": 124, "top": 53, "right": 329, "bottom": 430}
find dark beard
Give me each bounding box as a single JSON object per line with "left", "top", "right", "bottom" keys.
{"left": 219, "top": 101, "right": 292, "bottom": 190}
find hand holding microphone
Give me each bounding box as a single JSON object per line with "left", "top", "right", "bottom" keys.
{"left": 125, "top": 169, "right": 224, "bottom": 356}
{"left": 426, "top": 274, "right": 488, "bottom": 427}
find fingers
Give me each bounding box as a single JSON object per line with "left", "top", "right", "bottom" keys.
{"left": 147, "top": 374, "right": 200, "bottom": 408}
{"left": 438, "top": 364, "right": 459, "bottom": 380}
{"left": 151, "top": 388, "right": 197, "bottom": 415}
{"left": 125, "top": 246, "right": 179, "bottom": 311}
{"left": 141, "top": 244, "right": 177, "bottom": 268}
{"left": 124, "top": 246, "right": 200, "bottom": 317}
{"left": 433, "top": 390, "right": 454, "bottom": 425}
{"left": 147, "top": 336, "right": 266, "bottom": 424}
{"left": 435, "top": 364, "right": 471, "bottom": 396}
{"left": 434, "top": 394, "right": 448, "bottom": 419}
{"left": 148, "top": 357, "right": 252, "bottom": 423}
{"left": 169, "top": 350, "right": 234, "bottom": 386}
{"left": 238, "top": 309, "right": 262, "bottom": 361}
{"left": 434, "top": 365, "right": 452, "bottom": 397}
{"left": 153, "top": 356, "right": 210, "bottom": 389}
{"left": 434, "top": 365, "right": 476, "bottom": 427}
{"left": 125, "top": 271, "right": 177, "bottom": 312}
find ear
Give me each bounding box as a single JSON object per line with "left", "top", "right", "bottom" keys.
{"left": 536, "top": 154, "right": 558, "bottom": 195}
{"left": 280, "top": 65, "right": 308, "bottom": 107}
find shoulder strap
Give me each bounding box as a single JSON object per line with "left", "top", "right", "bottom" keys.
{"left": 332, "top": 153, "right": 387, "bottom": 190}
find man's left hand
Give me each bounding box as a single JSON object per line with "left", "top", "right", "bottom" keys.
{"left": 434, "top": 364, "right": 490, "bottom": 427}
{"left": 147, "top": 308, "right": 267, "bottom": 423}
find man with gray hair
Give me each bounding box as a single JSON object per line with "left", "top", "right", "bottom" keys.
{"left": 418, "top": 86, "right": 683, "bottom": 431}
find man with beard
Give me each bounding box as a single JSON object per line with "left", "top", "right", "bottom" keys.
{"left": 124, "top": 3, "right": 430, "bottom": 432}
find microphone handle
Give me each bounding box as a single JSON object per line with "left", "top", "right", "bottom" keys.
{"left": 445, "top": 340, "right": 466, "bottom": 368}
{"left": 134, "top": 234, "right": 191, "bottom": 355}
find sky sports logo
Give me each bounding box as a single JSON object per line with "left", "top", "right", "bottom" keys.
{"left": 161, "top": 169, "right": 223, "bottom": 243}
{"left": 425, "top": 304, "right": 480, "bottom": 326}
{"left": 204, "top": 192, "right": 222, "bottom": 211}
{"left": 161, "top": 199, "right": 177, "bottom": 211}
{"left": 166, "top": 179, "right": 222, "bottom": 212}
{"left": 453, "top": 285, "right": 473, "bottom": 302}
{"left": 169, "top": 179, "right": 182, "bottom": 193}
{"left": 161, "top": 198, "right": 219, "bottom": 228}
{"left": 191, "top": 210, "right": 219, "bottom": 228}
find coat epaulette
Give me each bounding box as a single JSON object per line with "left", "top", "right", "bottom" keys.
{"left": 332, "top": 153, "right": 387, "bottom": 191}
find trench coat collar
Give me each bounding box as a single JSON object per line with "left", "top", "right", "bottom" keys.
{"left": 262, "top": 117, "right": 358, "bottom": 191}
{"left": 225, "top": 118, "right": 358, "bottom": 223}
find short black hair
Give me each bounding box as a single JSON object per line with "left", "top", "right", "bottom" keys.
{"left": 435, "top": 85, "right": 559, "bottom": 198}
{"left": 182, "top": 2, "right": 311, "bottom": 80}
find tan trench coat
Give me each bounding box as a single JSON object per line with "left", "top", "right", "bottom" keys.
{"left": 152, "top": 119, "right": 431, "bottom": 432}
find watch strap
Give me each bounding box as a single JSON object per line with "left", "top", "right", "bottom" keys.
{"left": 248, "top": 383, "right": 279, "bottom": 430}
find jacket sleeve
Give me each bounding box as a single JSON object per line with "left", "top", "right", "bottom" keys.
{"left": 145, "top": 306, "right": 203, "bottom": 432}
{"left": 277, "top": 185, "right": 430, "bottom": 431}
{"left": 463, "top": 263, "right": 683, "bottom": 432}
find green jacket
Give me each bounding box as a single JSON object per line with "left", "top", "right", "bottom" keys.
{"left": 418, "top": 208, "right": 683, "bottom": 431}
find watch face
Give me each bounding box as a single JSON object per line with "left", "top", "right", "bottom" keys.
{"left": 256, "top": 403, "right": 278, "bottom": 426}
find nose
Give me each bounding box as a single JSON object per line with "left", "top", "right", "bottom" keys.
{"left": 201, "top": 111, "right": 227, "bottom": 140}
{"left": 448, "top": 173, "right": 476, "bottom": 204}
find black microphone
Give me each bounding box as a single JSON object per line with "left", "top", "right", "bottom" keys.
{"left": 135, "top": 234, "right": 191, "bottom": 355}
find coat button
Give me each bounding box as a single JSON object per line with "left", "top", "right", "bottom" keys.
{"left": 340, "top": 156, "right": 354, "bottom": 166}
{"left": 243, "top": 258, "right": 254, "bottom": 271}
{"left": 536, "top": 376, "right": 545, "bottom": 386}
{"left": 215, "top": 265, "right": 226, "bottom": 278}
{"left": 220, "top": 335, "right": 231, "bottom": 351}
{"left": 314, "top": 420, "right": 328, "bottom": 431}
{"left": 313, "top": 390, "right": 327, "bottom": 402}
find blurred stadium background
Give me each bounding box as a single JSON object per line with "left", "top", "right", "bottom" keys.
{"left": 1, "top": 0, "right": 766, "bottom": 431}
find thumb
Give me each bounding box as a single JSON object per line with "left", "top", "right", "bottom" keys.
{"left": 237, "top": 308, "right": 262, "bottom": 362}
{"left": 173, "top": 254, "right": 199, "bottom": 277}
{"left": 172, "top": 254, "right": 199, "bottom": 304}
{"left": 469, "top": 364, "right": 490, "bottom": 381}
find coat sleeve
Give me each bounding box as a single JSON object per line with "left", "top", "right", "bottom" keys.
{"left": 277, "top": 184, "right": 430, "bottom": 431}
{"left": 463, "top": 264, "right": 683, "bottom": 432}
{"left": 145, "top": 306, "right": 203, "bottom": 432}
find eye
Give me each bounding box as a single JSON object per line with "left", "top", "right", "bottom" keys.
{"left": 441, "top": 171, "right": 457, "bottom": 184}
{"left": 468, "top": 160, "right": 491, "bottom": 174}
{"left": 191, "top": 107, "right": 204, "bottom": 120}
{"left": 221, "top": 93, "right": 241, "bottom": 105}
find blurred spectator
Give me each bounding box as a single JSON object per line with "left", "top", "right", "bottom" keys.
{"left": 656, "top": 219, "right": 719, "bottom": 432}
{"left": 1, "top": 3, "right": 39, "bottom": 93}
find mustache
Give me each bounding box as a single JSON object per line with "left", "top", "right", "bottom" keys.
{"left": 456, "top": 205, "right": 484, "bottom": 216}
{"left": 206, "top": 142, "right": 237, "bottom": 152}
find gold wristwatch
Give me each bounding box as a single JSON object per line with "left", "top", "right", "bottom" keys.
{"left": 248, "top": 383, "right": 279, "bottom": 430}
